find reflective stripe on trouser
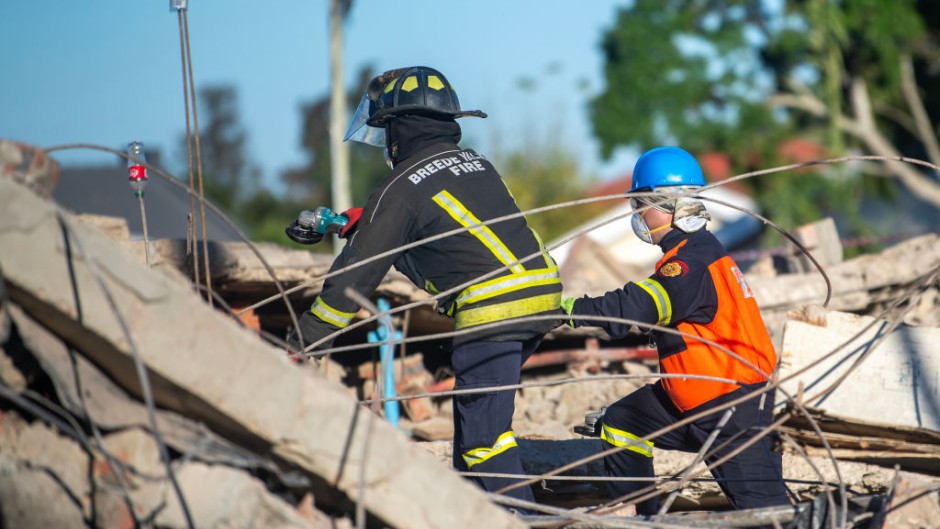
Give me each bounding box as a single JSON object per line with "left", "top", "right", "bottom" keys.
{"left": 462, "top": 430, "right": 517, "bottom": 467}
{"left": 600, "top": 424, "right": 654, "bottom": 458}
{"left": 310, "top": 296, "right": 356, "bottom": 328}
{"left": 602, "top": 383, "right": 790, "bottom": 514}
{"left": 451, "top": 339, "right": 536, "bottom": 503}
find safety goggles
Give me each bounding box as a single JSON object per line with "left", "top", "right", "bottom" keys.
{"left": 630, "top": 196, "right": 671, "bottom": 212}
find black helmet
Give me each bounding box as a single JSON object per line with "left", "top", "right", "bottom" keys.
{"left": 343, "top": 66, "right": 486, "bottom": 147}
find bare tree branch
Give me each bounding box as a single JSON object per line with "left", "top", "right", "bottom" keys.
{"left": 900, "top": 54, "right": 940, "bottom": 167}
{"left": 874, "top": 103, "right": 919, "bottom": 138}
{"left": 770, "top": 80, "right": 940, "bottom": 208}
{"left": 849, "top": 77, "right": 940, "bottom": 207}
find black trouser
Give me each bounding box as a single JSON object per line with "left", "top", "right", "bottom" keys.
{"left": 601, "top": 382, "right": 789, "bottom": 515}
{"left": 451, "top": 338, "right": 540, "bottom": 503}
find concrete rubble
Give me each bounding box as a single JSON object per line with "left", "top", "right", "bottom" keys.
{"left": 1, "top": 141, "right": 939, "bottom": 528}
{"left": 0, "top": 174, "right": 524, "bottom": 528}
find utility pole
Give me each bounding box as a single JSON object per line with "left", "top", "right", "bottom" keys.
{"left": 329, "top": 0, "right": 352, "bottom": 255}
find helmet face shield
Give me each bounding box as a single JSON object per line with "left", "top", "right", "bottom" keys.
{"left": 343, "top": 92, "right": 386, "bottom": 147}
{"left": 344, "top": 66, "right": 488, "bottom": 148}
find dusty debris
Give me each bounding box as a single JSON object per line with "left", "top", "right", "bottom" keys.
{"left": 415, "top": 435, "right": 940, "bottom": 512}
{"left": 0, "top": 139, "right": 59, "bottom": 198}
{"left": 751, "top": 233, "right": 940, "bottom": 335}
{"left": 0, "top": 176, "right": 525, "bottom": 529}
{"left": 4, "top": 144, "right": 940, "bottom": 527}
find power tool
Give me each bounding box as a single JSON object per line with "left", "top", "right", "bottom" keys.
{"left": 298, "top": 206, "right": 349, "bottom": 235}
{"left": 573, "top": 407, "right": 607, "bottom": 437}
{"left": 285, "top": 206, "right": 349, "bottom": 245}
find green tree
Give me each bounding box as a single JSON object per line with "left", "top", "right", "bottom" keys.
{"left": 498, "top": 147, "right": 597, "bottom": 243}
{"left": 180, "top": 85, "right": 261, "bottom": 212}
{"left": 279, "top": 66, "right": 387, "bottom": 252}
{"left": 281, "top": 65, "right": 387, "bottom": 210}
{"left": 591, "top": 0, "right": 940, "bottom": 241}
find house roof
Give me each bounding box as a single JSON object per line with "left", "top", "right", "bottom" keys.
{"left": 54, "top": 164, "right": 243, "bottom": 241}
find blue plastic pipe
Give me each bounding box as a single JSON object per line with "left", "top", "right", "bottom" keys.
{"left": 367, "top": 298, "right": 401, "bottom": 427}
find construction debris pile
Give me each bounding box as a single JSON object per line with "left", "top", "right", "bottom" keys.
{"left": 1, "top": 143, "right": 940, "bottom": 528}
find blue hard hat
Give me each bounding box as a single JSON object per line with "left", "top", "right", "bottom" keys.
{"left": 630, "top": 146, "right": 706, "bottom": 192}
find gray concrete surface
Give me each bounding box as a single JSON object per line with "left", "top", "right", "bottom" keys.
{"left": 0, "top": 176, "right": 524, "bottom": 529}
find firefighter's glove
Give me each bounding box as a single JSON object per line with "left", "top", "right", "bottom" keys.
{"left": 339, "top": 207, "right": 363, "bottom": 238}
{"left": 285, "top": 311, "right": 331, "bottom": 361}
{"left": 285, "top": 220, "right": 324, "bottom": 245}
{"left": 557, "top": 297, "right": 577, "bottom": 328}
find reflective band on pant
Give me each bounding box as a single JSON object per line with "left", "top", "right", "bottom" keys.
{"left": 462, "top": 430, "right": 518, "bottom": 468}
{"left": 433, "top": 190, "right": 525, "bottom": 274}
{"left": 455, "top": 267, "right": 560, "bottom": 309}
{"left": 310, "top": 297, "right": 356, "bottom": 328}
{"left": 455, "top": 292, "right": 561, "bottom": 329}
{"left": 636, "top": 278, "right": 672, "bottom": 326}
{"left": 600, "top": 424, "right": 654, "bottom": 458}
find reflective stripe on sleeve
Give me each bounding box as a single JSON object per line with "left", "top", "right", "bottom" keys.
{"left": 462, "top": 430, "right": 519, "bottom": 468}
{"left": 635, "top": 278, "right": 672, "bottom": 326}
{"left": 454, "top": 292, "right": 561, "bottom": 329}
{"left": 600, "top": 424, "right": 654, "bottom": 458}
{"left": 432, "top": 190, "right": 525, "bottom": 274}
{"left": 310, "top": 297, "right": 356, "bottom": 328}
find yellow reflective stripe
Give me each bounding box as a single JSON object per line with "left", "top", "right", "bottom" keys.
{"left": 310, "top": 297, "right": 356, "bottom": 328}
{"left": 635, "top": 278, "right": 672, "bottom": 326}
{"left": 529, "top": 227, "right": 556, "bottom": 269}
{"left": 600, "top": 424, "right": 654, "bottom": 458}
{"left": 433, "top": 190, "right": 525, "bottom": 274}
{"left": 462, "top": 430, "right": 518, "bottom": 468}
{"left": 456, "top": 267, "right": 560, "bottom": 309}
{"left": 455, "top": 293, "right": 561, "bottom": 329}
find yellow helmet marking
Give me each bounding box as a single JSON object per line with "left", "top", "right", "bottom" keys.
{"left": 427, "top": 75, "right": 445, "bottom": 90}
{"left": 384, "top": 78, "right": 398, "bottom": 93}
{"left": 401, "top": 76, "right": 419, "bottom": 92}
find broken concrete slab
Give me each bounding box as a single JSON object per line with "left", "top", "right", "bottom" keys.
{"left": 101, "top": 427, "right": 164, "bottom": 481}
{"left": 0, "top": 411, "right": 93, "bottom": 509}
{"left": 134, "top": 462, "right": 329, "bottom": 529}
{"left": 4, "top": 301, "right": 296, "bottom": 479}
{"left": 0, "top": 467, "right": 88, "bottom": 528}
{"left": 750, "top": 234, "right": 939, "bottom": 316}
{"left": 778, "top": 307, "right": 940, "bottom": 430}
{"left": 0, "top": 139, "right": 60, "bottom": 198}
{"left": 0, "top": 176, "right": 524, "bottom": 529}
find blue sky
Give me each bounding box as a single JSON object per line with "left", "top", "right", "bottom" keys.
{"left": 1, "top": 0, "right": 637, "bottom": 194}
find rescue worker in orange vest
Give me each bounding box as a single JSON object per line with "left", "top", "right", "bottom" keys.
{"left": 560, "top": 146, "right": 790, "bottom": 515}
{"left": 285, "top": 66, "right": 562, "bottom": 507}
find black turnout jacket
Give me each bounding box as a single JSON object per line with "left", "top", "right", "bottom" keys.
{"left": 303, "top": 116, "right": 561, "bottom": 347}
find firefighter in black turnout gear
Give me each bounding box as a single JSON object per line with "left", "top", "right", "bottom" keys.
{"left": 287, "top": 67, "right": 562, "bottom": 504}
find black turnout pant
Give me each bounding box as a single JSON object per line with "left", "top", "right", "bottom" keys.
{"left": 601, "top": 382, "right": 790, "bottom": 515}
{"left": 451, "top": 338, "right": 540, "bottom": 504}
